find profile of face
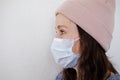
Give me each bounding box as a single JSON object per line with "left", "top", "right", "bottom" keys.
{"left": 55, "top": 13, "right": 81, "bottom": 55}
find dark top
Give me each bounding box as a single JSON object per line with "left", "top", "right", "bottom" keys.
{"left": 56, "top": 71, "right": 120, "bottom": 80}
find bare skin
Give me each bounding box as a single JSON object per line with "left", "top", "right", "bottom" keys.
{"left": 55, "top": 13, "right": 81, "bottom": 55}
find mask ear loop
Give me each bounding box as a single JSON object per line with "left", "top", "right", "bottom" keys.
{"left": 74, "top": 37, "right": 80, "bottom": 42}
{"left": 73, "top": 37, "right": 81, "bottom": 69}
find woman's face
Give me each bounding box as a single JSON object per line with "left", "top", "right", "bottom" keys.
{"left": 55, "top": 13, "right": 81, "bottom": 55}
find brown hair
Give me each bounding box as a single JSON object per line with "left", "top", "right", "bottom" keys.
{"left": 63, "top": 68, "right": 77, "bottom": 80}
{"left": 62, "top": 25, "right": 118, "bottom": 80}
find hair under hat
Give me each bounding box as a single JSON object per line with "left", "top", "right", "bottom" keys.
{"left": 55, "top": 0, "right": 115, "bottom": 51}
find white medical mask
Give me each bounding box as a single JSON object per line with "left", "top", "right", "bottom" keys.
{"left": 51, "top": 37, "right": 80, "bottom": 68}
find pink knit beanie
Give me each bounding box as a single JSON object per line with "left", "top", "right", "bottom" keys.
{"left": 55, "top": 0, "right": 115, "bottom": 51}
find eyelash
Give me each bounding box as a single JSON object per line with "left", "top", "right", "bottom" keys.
{"left": 60, "top": 29, "right": 65, "bottom": 35}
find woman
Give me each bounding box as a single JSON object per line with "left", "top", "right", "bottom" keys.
{"left": 51, "top": 0, "right": 120, "bottom": 80}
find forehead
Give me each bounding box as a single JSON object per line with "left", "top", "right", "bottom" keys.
{"left": 55, "top": 14, "right": 78, "bottom": 33}
{"left": 56, "top": 14, "right": 76, "bottom": 29}
{"left": 56, "top": 14, "right": 71, "bottom": 26}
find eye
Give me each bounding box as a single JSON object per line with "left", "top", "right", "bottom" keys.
{"left": 60, "top": 29, "right": 65, "bottom": 35}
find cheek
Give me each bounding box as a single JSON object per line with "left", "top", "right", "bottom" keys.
{"left": 67, "top": 28, "right": 80, "bottom": 38}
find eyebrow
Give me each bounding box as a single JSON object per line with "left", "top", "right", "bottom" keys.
{"left": 56, "top": 25, "right": 68, "bottom": 29}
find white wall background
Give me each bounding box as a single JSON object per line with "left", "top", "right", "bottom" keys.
{"left": 0, "top": 0, "right": 120, "bottom": 80}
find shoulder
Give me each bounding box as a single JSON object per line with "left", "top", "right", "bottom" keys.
{"left": 56, "top": 71, "right": 63, "bottom": 80}
{"left": 107, "top": 74, "right": 120, "bottom": 80}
